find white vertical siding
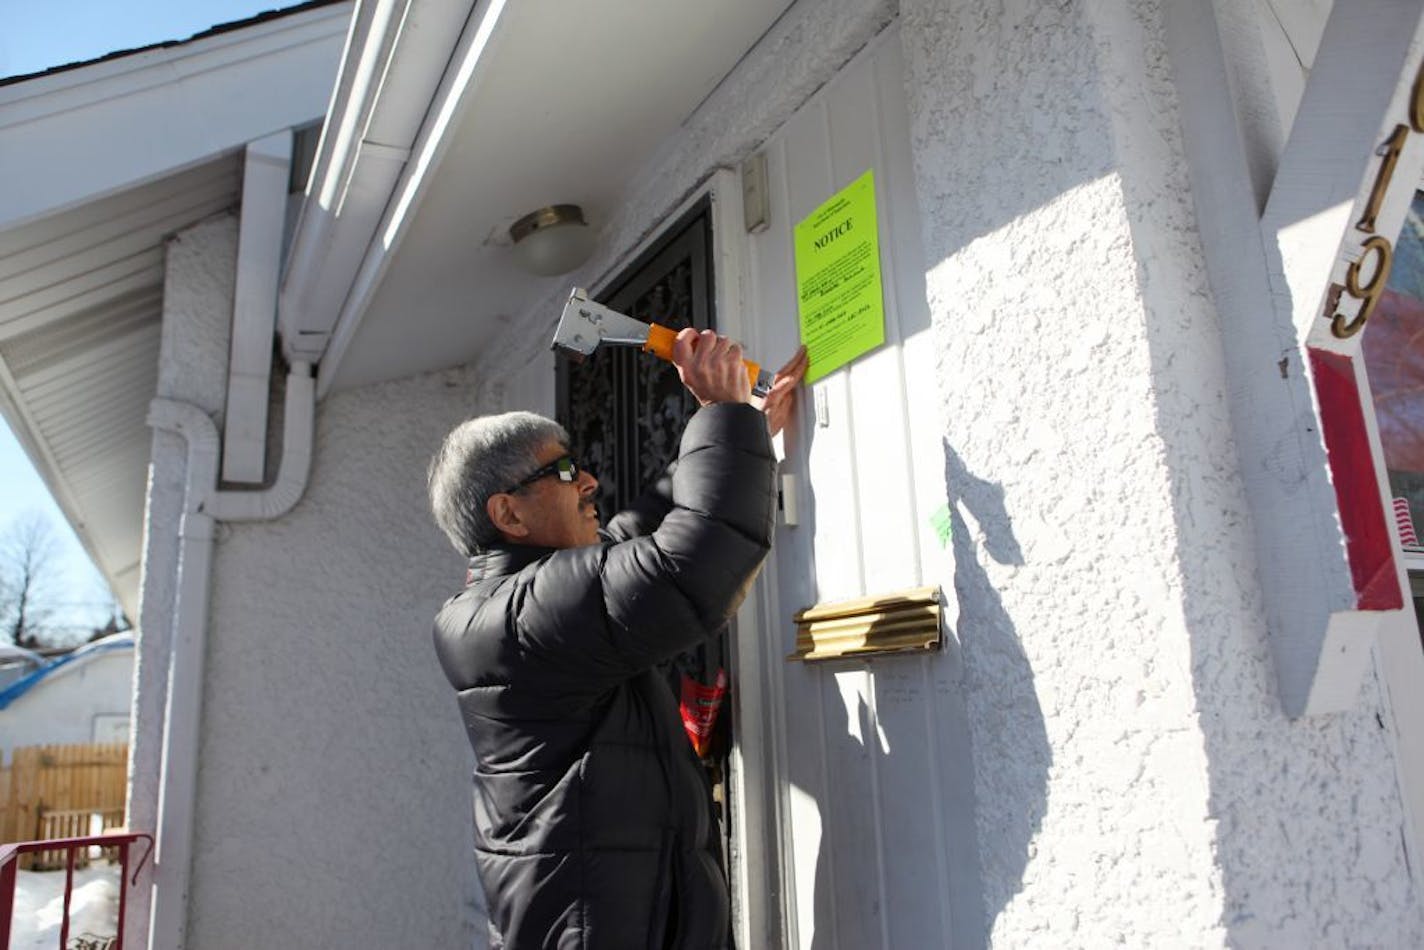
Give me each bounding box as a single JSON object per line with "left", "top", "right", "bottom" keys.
{"left": 745, "top": 27, "right": 970, "bottom": 949}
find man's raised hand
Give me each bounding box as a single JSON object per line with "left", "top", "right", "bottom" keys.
{"left": 672, "top": 331, "right": 809, "bottom": 437}
{"left": 672, "top": 329, "right": 753, "bottom": 407}
{"left": 761, "top": 345, "right": 808, "bottom": 438}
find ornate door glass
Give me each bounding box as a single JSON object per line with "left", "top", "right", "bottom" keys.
{"left": 558, "top": 207, "right": 710, "bottom": 515}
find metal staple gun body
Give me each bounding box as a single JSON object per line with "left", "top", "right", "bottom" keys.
{"left": 551, "top": 287, "right": 774, "bottom": 397}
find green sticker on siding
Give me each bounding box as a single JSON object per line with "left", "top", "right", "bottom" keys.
{"left": 793, "top": 168, "right": 885, "bottom": 384}
{"left": 929, "top": 505, "right": 953, "bottom": 548}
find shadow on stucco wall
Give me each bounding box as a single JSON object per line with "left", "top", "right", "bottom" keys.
{"left": 806, "top": 688, "right": 869, "bottom": 950}
{"left": 941, "top": 439, "right": 1046, "bottom": 946}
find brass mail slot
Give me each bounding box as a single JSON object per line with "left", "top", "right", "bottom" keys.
{"left": 789, "top": 586, "right": 943, "bottom": 661}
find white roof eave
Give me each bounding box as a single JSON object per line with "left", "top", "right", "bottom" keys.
{"left": 0, "top": 4, "right": 353, "bottom": 620}
{"left": 0, "top": 3, "right": 352, "bottom": 232}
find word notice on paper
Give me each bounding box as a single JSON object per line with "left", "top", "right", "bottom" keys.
{"left": 793, "top": 168, "right": 885, "bottom": 384}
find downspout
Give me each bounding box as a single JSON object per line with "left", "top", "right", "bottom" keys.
{"left": 143, "top": 361, "right": 315, "bottom": 949}
{"left": 143, "top": 399, "right": 216, "bottom": 950}
{"left": 222, "top": 131, "right": 293, "bottom": 484}
{"left": 143, "top": 107, "right": 317, "bottom": 950}
{"left": 134, "top": 5, "right": 385, "bottom": 943}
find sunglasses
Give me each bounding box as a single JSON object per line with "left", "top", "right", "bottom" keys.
{"left": 500, "top": 453, "right": 582, "bottom": 495}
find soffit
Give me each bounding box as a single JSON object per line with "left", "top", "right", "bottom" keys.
{"left": 0, "top": 157, "right": 242, "bottom": 619}
{"left": 326, "top": 0, "right": 795, "bottom": 391}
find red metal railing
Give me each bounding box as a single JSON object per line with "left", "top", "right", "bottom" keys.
{"left": 0, "top": 833, "right": 152, "bottom": 950}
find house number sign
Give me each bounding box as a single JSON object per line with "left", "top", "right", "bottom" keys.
{"left": 1321, "top": 57, "right": 1424, "bottom": 343}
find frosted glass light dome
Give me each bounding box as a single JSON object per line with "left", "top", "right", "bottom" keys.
{"left": 509, "top": 204, "right": 595, "bottom": 276}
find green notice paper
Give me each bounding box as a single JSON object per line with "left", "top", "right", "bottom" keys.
{"left": 793, "top": 168, "right": 885, "bottom": 384}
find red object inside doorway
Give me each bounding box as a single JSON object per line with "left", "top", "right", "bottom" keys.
{"left": 679, "top": 669, "right": 727, "bottom": 758}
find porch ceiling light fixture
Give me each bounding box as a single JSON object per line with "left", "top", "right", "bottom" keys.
{"left": 510, "top": 204, "right": 595, "bottom": 276}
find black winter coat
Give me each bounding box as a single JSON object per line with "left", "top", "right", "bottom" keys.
{"left": 432, "top": 403, "right": 777, "bottom": 950}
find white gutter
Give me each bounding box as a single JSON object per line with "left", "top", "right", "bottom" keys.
{"left": 276, "top": 0, "right": 508, "bottom": 395}
{"left": 316, "top": 0, "right": 508, "bottom": 397}
{"left": 278, "top": 0, "right": 413, "bottom": 363}
{"left": 143, "top": 361, "right": 314, "bottom": 949}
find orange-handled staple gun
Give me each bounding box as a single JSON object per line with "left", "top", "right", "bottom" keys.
{"left": 551, "top": 287, "right": 774, "bottom": 397}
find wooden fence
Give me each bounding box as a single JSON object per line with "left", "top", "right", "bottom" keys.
{"left": 0, "top": 742, "right": 128, "bottom": 869}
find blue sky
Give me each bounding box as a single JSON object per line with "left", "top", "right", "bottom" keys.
{"left": 0, "top": 1, "right": 295, "bottom": 79}
{"left": 1, "top": 1, "right": 297, "bottom": 633}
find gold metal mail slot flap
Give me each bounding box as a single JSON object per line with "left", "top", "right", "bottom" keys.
{"left": 789, "top": 586, "right": 942, "bottom": 661}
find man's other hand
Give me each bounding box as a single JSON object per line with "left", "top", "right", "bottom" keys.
{"left": 761, "top": 345, "right": 808, "bottom": 438}
{"left": 673, "top": 329, "right": 753, "bottom": 407}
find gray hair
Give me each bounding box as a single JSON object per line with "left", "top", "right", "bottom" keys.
{"left": 428, "top": 410, "right": 569, "bottom": 556}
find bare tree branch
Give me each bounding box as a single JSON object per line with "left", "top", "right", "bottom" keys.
{"left": 0, "top": 511, "right": 63, "bottom": 646}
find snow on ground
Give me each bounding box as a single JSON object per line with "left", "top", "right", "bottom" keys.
{"left": 10, "top": 863, "right": 120, "bottom": 949}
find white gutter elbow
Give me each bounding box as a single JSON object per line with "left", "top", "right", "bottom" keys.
{"left": 146, "top": 401, "right": 221, "bottom": 498}
{"left": 147, "top": 361, "right": 317, "bottom": 523}
{"left": 205, "top": 362, "right": 317, "bottom": 522}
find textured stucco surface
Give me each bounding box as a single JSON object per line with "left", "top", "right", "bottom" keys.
{"left": 128, "top": 213, "right": 238, "bottom": 949}
{"left": 185, "top": 364, "right": 489, "bottom": 949}
{"left": 901, "top": 0, "right": 1423, "bottom": 945}
{"left": 146, "top": 215, "right": 487, "bottom": 948}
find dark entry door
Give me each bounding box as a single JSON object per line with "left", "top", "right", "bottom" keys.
{"left": 555, "top": 198, "right": 735, "bottom": 856}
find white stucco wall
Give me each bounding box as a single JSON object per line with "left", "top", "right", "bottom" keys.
{"left": 146, "top": 215, "right": 487, "bottom": 948}
{"left": 900, "top": 0, "right": 1423, "bottom": 946}
{"left": 1, "top": 649, "right": 133, "bottom": 753}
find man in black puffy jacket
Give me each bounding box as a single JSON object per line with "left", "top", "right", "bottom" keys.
{"left": 429, "top": 330, "right": 806, "bottom": 949}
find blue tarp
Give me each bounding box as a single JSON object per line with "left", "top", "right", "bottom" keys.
{"left": 0, "top": 634, "right": 134, "bottom": 711}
